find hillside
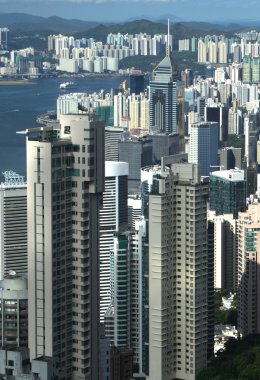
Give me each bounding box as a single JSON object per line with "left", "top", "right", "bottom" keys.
{"left": 74, "top": 19, "right": 242, "bottom": 48}
{"left": 3, "top": 13, "right": 260, "bottom": 52}
{"left": 0, "top": 13, "right": 98, "bottom": 33}
{"left": 119, "top": 51, "right": 203, "bottom": 74}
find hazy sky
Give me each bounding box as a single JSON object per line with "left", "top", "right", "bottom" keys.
{"left": 0, "top": 0, "right": 259, "bottom": 23}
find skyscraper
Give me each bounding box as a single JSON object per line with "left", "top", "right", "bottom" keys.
{"left": 198, "top": 38, "right": 207, "bottom": 63}
{"left": 237, "top": 202, "right": 260, "bottom": 336}
{"left": 0, "top": 171, "right": 27, "bottom": 279}
{"left": 26, "top": 111, "right": 104, "bottom": 379}
{"left": 149, "top": 24, "right": 177, "bottom": 133}
{"left": 242, "top": 55, "right": 251, "bottom": 83}
{"left": 104, "top": 220, "right": 148, "bottom": 378}
{"left": 149, "top": 163, "right": 209, "bottom": 380}
{"left": 99, "top": 161, "right": 128, "bottom": 322}
{"left": 149, "top": 133, "right": 181, "bottom": 164}
{"left": 130, "top": 74, "right": 145, "bottom": 95}
{"left": 105, "top": 127, "right": 125, "bottom": 161}
{"left": 118, "top": 136, "right": 152, "bottom": 192}
{"left": 188, "top": 122, "right": 219, "bottom": 177}
{"left": 208, "top": 211, "right": 237, "bottom": 289}
{"left": 209, "top": 169, "right": 246, "bottom": 218}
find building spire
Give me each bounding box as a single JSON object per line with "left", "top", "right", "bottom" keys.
{"left": 166, "top": 18, "right": 171, "bottom": 57}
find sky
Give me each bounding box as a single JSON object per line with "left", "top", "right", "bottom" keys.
{"left": 0, "top": 0, "right": 260, "bottom": 23}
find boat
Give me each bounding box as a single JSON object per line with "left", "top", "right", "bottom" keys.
{"left": 59, "top": 81, "right": 77, "bottom": 90}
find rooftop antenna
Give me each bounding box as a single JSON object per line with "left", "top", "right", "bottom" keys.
{"left": 166, "top": 18, "right": 170, "bottom": 57}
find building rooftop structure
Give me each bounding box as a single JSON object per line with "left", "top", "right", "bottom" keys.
{"left": 0, "top": 171, "right": 26, "bottom": 188}
{"left": 211, "top": 168, "right": 244, "bottom": 182}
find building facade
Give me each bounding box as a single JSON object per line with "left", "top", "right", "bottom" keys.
{"left": 188, "top": 122, "right": 219, "bottom": 177}
{"left": 99, "top": 161, "right": 128, "bottom": 322}
{"left": 26, "top": 112, "right": 104, "bottom": 379}
{"left": 0, "top": 172, "right": 27, "bottom": 279}
{"left": 149, "top": 55, "right": 177, "bottom": 133}
{"left": 209, "top": 169, "right": 246, "bottom": 218}
{"left": 237, "top": 202, "right": 260, "bottom": 336}
{"left": 0, "top": 274, "right": 28, "bottom": 348}
{"left": 149, "top": 163, "right": 209, "bottom": 380}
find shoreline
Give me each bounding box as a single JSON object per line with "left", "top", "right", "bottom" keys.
{"left": 0, "top": 80, "right": 36, "bottom": 85}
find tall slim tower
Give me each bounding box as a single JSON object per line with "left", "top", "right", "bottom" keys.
{"left": 99, "top": 161, "right": 128, "bottom": 322}
{"left": 149, "top": 22, "right": 177, "bottom": 133}
{"left": 149, "top": 163, "right": 209, "bottom": 380}
{"left": 237, "top": 202, "right": 260, "bottom": 336}
{"left": 26, "top": 112, "right": 104, "bottom": 380}
{"left": 0, "top": 171, "right": 27, "bottom": 279}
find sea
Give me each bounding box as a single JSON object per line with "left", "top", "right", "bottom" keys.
{"left": 0, "top": 75, "right": 127, "bottom": 179}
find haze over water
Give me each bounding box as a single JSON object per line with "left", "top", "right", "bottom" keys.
{"left": 0, "top": 75, "right": 126, "bottom": 178}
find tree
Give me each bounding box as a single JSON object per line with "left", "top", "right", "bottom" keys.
{"left": 197, "top": 335, "right": 260, "bottom": 380}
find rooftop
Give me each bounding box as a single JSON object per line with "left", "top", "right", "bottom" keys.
{"left": 210, "top": 169, "right": 244, "bottom": 182}
{"left": 0, "top": 171, "right": 26, "bottom": 189}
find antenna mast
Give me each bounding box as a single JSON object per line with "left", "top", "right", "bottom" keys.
{"left": 166, "top": 19, "right": 171, "bottom": 57}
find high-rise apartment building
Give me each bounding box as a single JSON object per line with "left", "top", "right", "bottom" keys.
{"left": 208, "top": 211, "right": 237, "bottom": 289}
{"left": 218, "top": 40, "right": 228, "bottom": 64}
{"left": 208, "top": 41, "right": 217, "bottom": 63}
{"left": 26, "top": 112, "right": 104, "bottom": 379}
{"left": 198, "top": 39, "right": 207, "bottom": 63}
{"left": 228, "top": 107, "right": 242, "bottom": 135}
{"left": 237, "top": 202, "right": 260, "bottom": 336}
{"left": 105, "top": 219, "right": 148, "bottom": 378}
{"left": 149, "top": 163, "right": 209, "bottom": 380}
{"left": 242, "top": 55, "right": 260, "bottom": 83}
{"left": 99, "top": 161, "right": 128, "bottom": 322}
{"left": 0, "top": 172, "right": 27, "bottom": 279}
{"left": 128, "top": 94, "right": 150, "bottom": 132}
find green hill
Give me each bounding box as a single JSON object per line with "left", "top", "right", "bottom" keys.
{"left": 75, "top": 19, "right": 241, "bottom": 48}
{"left": 0, "top": 12, "right": 98, "bottom": 33}
{"left": 119, "top": 51, "right": 203, "bottom": 74}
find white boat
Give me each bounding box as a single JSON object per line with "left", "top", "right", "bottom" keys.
{"left": 59, "top": 81, "right": 77, "bottom": 90}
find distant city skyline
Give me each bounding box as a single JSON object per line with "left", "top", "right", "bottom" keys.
{"left": 1, "top": 0, "right": 260, "bottom": 23}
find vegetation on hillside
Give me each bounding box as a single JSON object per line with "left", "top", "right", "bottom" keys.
{"left": 9, "top": 31, "right": 48, "bottom": 51}
{"left": 119, "top": 51, "right": 204, "bottom": 74}
{"left": 75, "top": 19, "right": 240, "bottom": 48}
{"left": 214, "top": 289, "right": 237, "bottom": 327}
{"left": 6, "top": 16, "right": 255, "bottom": 53}
{"left": 197, "top": 334, "right": 260, "bottom": 380}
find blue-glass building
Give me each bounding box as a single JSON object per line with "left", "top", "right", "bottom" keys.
{"left": 149, "top": 55, "right": 177, "bottom": 133}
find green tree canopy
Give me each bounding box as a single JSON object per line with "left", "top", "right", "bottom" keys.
{"left": 197, "top": 335, "right": 260, "bottom": 380}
